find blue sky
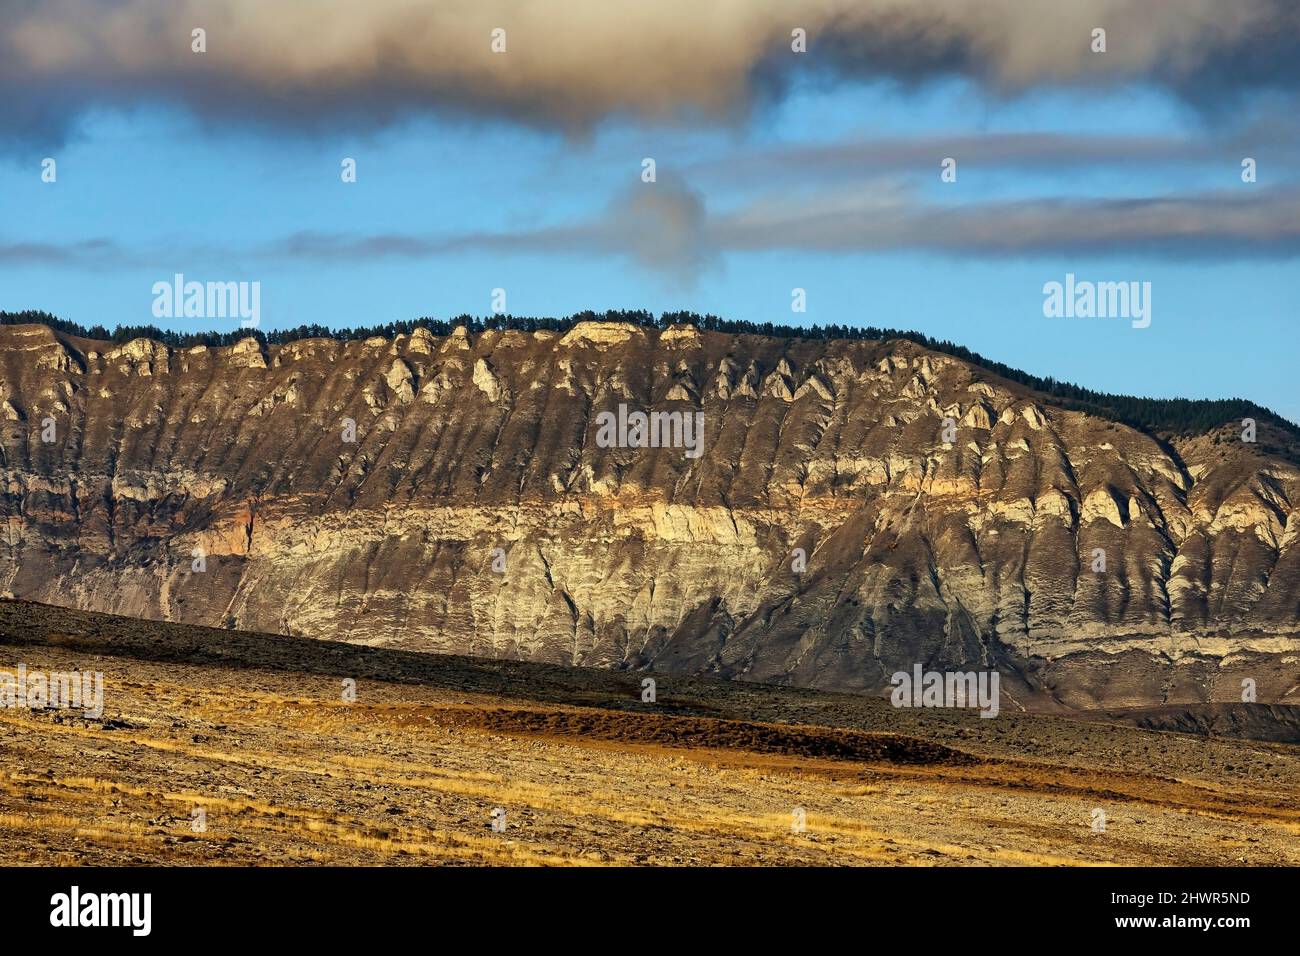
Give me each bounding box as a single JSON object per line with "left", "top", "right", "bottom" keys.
{"left": 1, "top": 3, "right": 1297, "bottom": 422}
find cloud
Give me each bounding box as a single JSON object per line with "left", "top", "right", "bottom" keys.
{"left": 610, "top": 175, "right": 718, "bottom": 283}
{"left": 9, "top": 182, "right": 1298, "bottom": 280}
{"left": 268, "top": 174, "right": 717, "bottom": 281}
{"left": 686, "top": 126, "right": 1300, "bottom": 187}
{"left": 0, "top": 238, "right": 125, "bottom": 267}
{"left": 2, "top": 0, "right": 1298, "bottom": 144}
{"left": 707, "top": 187, "right": 1300, "bottom": 258}
{"left": 260, "top": 182, "right": 1300, "bottom": 275}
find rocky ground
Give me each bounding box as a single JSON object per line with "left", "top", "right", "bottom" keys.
{"left": 3, "top": 600, "right": 1298, "bottom": 866}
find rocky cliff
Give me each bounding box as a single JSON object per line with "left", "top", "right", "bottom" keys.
{"left": 1, "top": 320, "right": 1297, "bottom": 708}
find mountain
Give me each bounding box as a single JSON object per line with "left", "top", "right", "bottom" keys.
{"left": 1, "top": 319, "right": 1297, "bottom": 708}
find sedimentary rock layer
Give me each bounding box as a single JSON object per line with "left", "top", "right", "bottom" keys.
{"left": 1, "top": 320, "right": 1297, "bottom": 707}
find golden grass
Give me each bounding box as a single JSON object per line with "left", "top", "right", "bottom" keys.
{"left": 3, "top": 657, "right": 1298, "bottom": 867}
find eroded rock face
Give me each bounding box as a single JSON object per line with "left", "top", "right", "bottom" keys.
{"left": 1, "top": 320, "right": 1297, "bottom": 707}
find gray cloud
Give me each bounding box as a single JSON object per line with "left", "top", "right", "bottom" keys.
{"left": 687, "top": 126, "right": 1300, "bottom": 187}
{"left": 708, "top": 187, "right": 1300, "bottom": 259}
{"left": 259, "top": 182, "right": 1300, "bottom": 278}
{"left": 9, "top": 183, "right": 1297, "bottom": 281}
{"left": 2, "top": 1, "right": 1298, "bottom": 144}
{"left": 0, "top": 238, "right": 125, "bottom": 267}
{"left": 269, "top": 174, "right": 717, "bottom": 281}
